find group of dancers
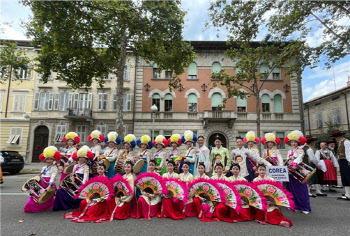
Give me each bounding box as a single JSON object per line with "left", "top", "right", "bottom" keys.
{"left": 22, "top": 128, "right": 350, "bottom": 226}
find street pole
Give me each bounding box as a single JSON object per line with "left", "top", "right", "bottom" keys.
{"left": 4, "top": 65, "right": 12, "bottom": 118}
{"left": 151, "top": 104, "right": 158, "bottom": 156}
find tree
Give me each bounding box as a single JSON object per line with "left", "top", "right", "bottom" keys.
{"left": 208, "top": 1, "right": 308, "bottom": 153}
{"left": 0, "top": 41, "right": 30, "bottom": 118}
{"left": 262, "top": 0, "right": 350, "bottom": 69}
{"left": 22, "top": 0, "right": 195, "bottom": 136}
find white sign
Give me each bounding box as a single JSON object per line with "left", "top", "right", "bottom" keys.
{"left": 266, "top": 166, "right": 289, "bottom": 182}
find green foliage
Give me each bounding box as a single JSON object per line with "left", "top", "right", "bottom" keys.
{"left": 21, "top": 0, "right": 195, "bottom": 89}
{"left": 0, "top": 41, "right": 30, "bottom": 81}
{"left": 314, "top": 121, "right": 350, "bottom": 149}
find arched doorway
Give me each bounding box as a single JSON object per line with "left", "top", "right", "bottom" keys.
{"left": 32, "top": 126, "right": 49, "bottom": 162}
{"left": 208, "top": 133, "right": 227, "bottom": 150}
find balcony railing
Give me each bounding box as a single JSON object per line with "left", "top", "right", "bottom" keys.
{"left": 66, "top": 109, "right": 92, "bottom": 118}
{"left": 203, "top": 110, "right": 236, "bottom": 119}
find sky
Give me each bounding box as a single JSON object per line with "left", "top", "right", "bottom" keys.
{"left": 1, "top": 0, "right": 349, "bottom": 102}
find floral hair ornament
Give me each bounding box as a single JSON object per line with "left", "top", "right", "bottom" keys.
{"left": 243, "top": 131, "right": 260, "bottom": 144}
{"left": 39, "top": 146, "right": 61, "bottom": 162}
{"left": 136, "top": 135, "right": 153, "bottom": 148}
{"left": 261, "top": 133, "right": 281, "bottom": 146}
{"left": 72, "top": 145, "right": 94, "bottom": 161}
{"left": 284, "top": 130, "right": 306, "bottom": 146}
{"left": 122, "top": 134, "right": 137, "bottom": 148}
{"left": 104, "top": 132, "right": 121, "bottom": 145}
{"left": 88, "top": 130, "right": 105, "bottom": 143}
{"left": 62, "top": 132, "right": 80, "bottom": 144}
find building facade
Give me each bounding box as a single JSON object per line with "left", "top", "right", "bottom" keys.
{"left": 1, "top": 40, "right": 303, "bottom": 162}
{"left": 303, "top": 80, "right": 350, "bottom": 136}
{"left": 0, "top": 41, "right": 36, "bottom": 159}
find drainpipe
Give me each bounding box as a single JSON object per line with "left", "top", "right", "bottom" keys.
{"left": 340, "top": 90, "right": 350, "bottom": 134}
{"left": 131, "top": 55, "right": 138, "bottom": 134}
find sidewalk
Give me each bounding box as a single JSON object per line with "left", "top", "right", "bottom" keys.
{"left": 20, "top": 162, "right": 46, "bottom": 174}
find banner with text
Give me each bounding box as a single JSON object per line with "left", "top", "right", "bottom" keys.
{"left": 266, "top": 166, "right": 289, "bottom": 182}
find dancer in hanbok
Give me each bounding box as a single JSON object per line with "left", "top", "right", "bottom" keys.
{"left": 152, "top": 135, "right": 169, "bottom": 175}
{"left": 135, "top": 135, "right": 153, "bottom": 173}
{"left": 101, "top": 132, "right": 121, "bottom": 178}
{"left": 59, "top": 132, "right": 80, "bottom": 182}
{"left": 261, "top": 133, "right": 283, "bottom": 166}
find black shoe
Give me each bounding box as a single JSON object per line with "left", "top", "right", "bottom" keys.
{"left": 317, "top": 193, "right": 327, "bottom": 196}
{"left": 337, "top": 196, "right": 350, "bottom": 201}
{"left": 309, "top": 194, "right": 317, "bottom": 198}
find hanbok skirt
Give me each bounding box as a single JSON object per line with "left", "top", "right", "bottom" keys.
{"left": 254, "top": 208, "right": 293, "bottom": 227}
{"left": 108, "top": 200, "right": 132, "bottom": 220}
{"left": 183, "top": 197, "right": 201, "bottom": 217}
{"left": 157, "top": 198, "right": 185, "bottom": 220}
{"left": 141, "top": 157, "right": 148, "bottom": 173}
{"left": 285, "top": 173, "right": 311, "bottom": 212}
{"left": 64, "top": 200, "right": 108, "bottom": 223}
{"left": 132, "top": 196, "right": 160, "bottom": 219}
{"left": 213, "top": 203, "right": 239, "bottom": 223}
{"left": 236, "top": 207, "right": 254, "bottom": 221}
{"left": 24, "top": 177, "right": 55, "bottom": 213}
{"left": 106, "top": 161, "right": 116, "bottom": 179}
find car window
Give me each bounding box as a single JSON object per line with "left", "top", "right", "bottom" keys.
{"left": 7, "top": 152, "right": 21, "bottom": 158}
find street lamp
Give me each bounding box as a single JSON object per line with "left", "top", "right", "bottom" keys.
{"left": 151, "top": 104, "right": 158, "bottom": 155}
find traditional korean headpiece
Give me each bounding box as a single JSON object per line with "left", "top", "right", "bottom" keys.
{"left": 243, "top": 131, "right": 260, "bottom": 144}
{"left": 104, "top": 132, "right": 121, "bottom": 145}
{"left": 136, "top": 135, "right": 153, "bottom": 148}
{"left": 261, "top": 133, "right": 281, "bottom": 146}
{"left": 39, "top": 146, "right": 61, "bottom": 162}
{"left": 88, "top": 130, "right": 105, "bottom": 143}
{"left": 153, "top": 135, "right": 169, "bottom": 148}
{"left": 168, "top": 134, "right": 182, "bottom": 147}
{"left": 181, "top": 130, "right": 198, "bottom": 144}
{"left": 72, "top": 145, "right": 94, "bottom": 161}
{"left": 122, "top": 134, "right": 137, "bottom": 148}
{"left": 62, "top": 132, "right": 80, "bottom": 144}
{"left": 284, "top": 130, "right": 306, "bottom": 146}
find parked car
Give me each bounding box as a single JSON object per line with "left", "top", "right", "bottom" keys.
{"left": 0, "top": 151, "right": 25, "bottom": 174}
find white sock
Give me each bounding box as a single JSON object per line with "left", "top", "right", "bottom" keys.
{"left": 315, "top": 184, "right": 323, "bottom": 194}
{"left": 345, "top": 187, "right": 350, "bottom": 198}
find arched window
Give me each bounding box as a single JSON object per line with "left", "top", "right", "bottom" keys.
{"left": 211, "top": 93, "right": 222, "bottom": 111}
{"left": 152, "top": 93, "right": 160, "bottom": 111}
{"left": 274, "top": 94, "right": 283, "bottom": 113}
{"left": 153, "top": 63, "right": 160, "bottom": 79}
{"left": 237, "top": 95, "right": 247, "bottom": 112}
{"left": 212, "top": 62, "right": 221, "bottom": 74}
{"left": 164, "top": 94, "right": 173, "bottom": 112}
{"left": 188, "top": 62, "right": 197, "bottom": 80}
{"left": 261, "top": 94, "right": 270, "bottom": 112}
{"left": 188, "top": 93, "right": 197, "bottom": 112}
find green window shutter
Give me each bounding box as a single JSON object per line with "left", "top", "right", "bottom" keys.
{"left": 153, "top": 63, "right": 158, "bottom": 68}
{"left": 260, "top": 64, "right": 268, "bottom": 73}
{"left": 211, "top": 93, "right": 222, "bottom": 107}
{"left": 273, "top": 67, "right": 280, "bottom": 73}
{"left": 188, "top": 63, "right": 197, "bottom": 75}
{"left": 238, "top": 132, "right": 246, "bottom": 137}
{"left": 276, "top": 132, "right": 284, "bottom": 139}
{"left": 237, "top": 96, "right": 246, "bottom": 107}
{"left": 274, "top": 95, "right": 283, "bottom": 113}
{"left": 152, "top": 94, "right": 160, "bottom": 99}
{"left": 212, "top": 62, "right": 221, "bottom": 73}
{"left": 236, "top": 68, "right": 241, "bottom": 74}
{"left": 261, "top": 94, "right": 270, "bottom": 104}
{"left": 188, "top": 94, "right": 197, "bottom": 103}
{"left": 164, "top": 94, "right": 173, "bottom": 100}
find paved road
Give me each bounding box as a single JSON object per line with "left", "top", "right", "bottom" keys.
{"left": 1, "top": 173, "right": 349, "bottom": 236}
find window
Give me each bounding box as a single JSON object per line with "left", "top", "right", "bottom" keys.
{"left": 96, "top": 125, "right": 107, "bottom": 136}
{"left": 123, "top": 93, "right": 131, "bottom": 111}
{"left": 188, "top": 94, "right": 197, "bottom": 112}
{"left": 261, "top": 94, "right": 270, "bottom": 112}
{"left": 165, "top": 71, "right": 172, "bottom": 79}
{"left": 98, "top": 93, "right": 108, "bottom": 111}
{"left": 113, "top": 94, "right": 117, "bottom": 110}
{"left": 58, "top": 92, "right": 73, "bottom": 111}
{"left": 164, "top": 94, "right": 173, "bottom": 112}
{"left": 7, "top": 127, "right": 23, "bottom": 145}
{"left": 211, "top": 93, "right": 222, "bottom": 110}
{"left": 316, "top": 113, "right": 323, "bottom": 128}
{"left": 12, "top": 92, "right": 27, "bottom": 112}
{"left": 102, "top": 74, "right": 109, "bottom": 80}
{"left": 237, "top": 95, "right": 247, "bottom": 112}
{"left": 55, "top": 125, "right": 67, "bottom": 142}
{"left": 188, "top": 62, "right": 197, "bottom": 80}
{"left": 164, "top": 131, "right": 172, "bottom": 140}
{"left": 274, "top": 94, "right": 283, "bottom": 113}
{"left": 76, "top": 125, "right": 87, "bottom": 142}
{"left": 304, "top": 116, "right": 309, "bottom": 130}
{"left": 152, "top": 94, "right": 160, "bottom": 111}
{"left": 53, "top": 93, "right": 59, "bottom": 110}
{"left": 260, "top": 63, "right": 268, "bottom": 74}
{"left": 276, "top": 132, "right": 285, "bottom": 149}
{"left": 272, "top": 68, "right": 280, "bottom": 80}
{"left": 333, "top": 108, "right": 341, "bottom": 124}
{"left": 212, "top": 62, "right": 221, "bottom": 79}
{"left": 79, "top": 93, "right": 89, "bottom": 110}
{"left": 150, "top": 130, "right": 159, "bottom": 141}
{"left": 18, "top": 65, "right": 28, "bottom": 79}
{"left": 33, "top": 93, "right": 39, "bottom": 110}
{"left": 124, "top": 65, "right": 128, "bottom": 80}
{"left": 153, "top": 63, "right": 160, "bottom": 79}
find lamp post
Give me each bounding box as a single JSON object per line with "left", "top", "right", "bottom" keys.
{"left": 151, "top": 104, "right": 158, "bottom": 155}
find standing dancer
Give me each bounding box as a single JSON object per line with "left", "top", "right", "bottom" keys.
{"left": 195, "top": 136, "right": 211, "bottom": 176}
{"left": 60, "top": 132, "right": 80, "bottom": 183}
{"left": 167, "top": 134, "right": 182, "bottom": 173}
{"left": 152, "top": 135, "right": 169, "bottom": 175}
{"left": 284, "top": 130, "right": 311, "bottom": 214}
{"left": 210, "top": 135, "right": 231, "bottom": 176}
{"left": 101, "top": 132, "right": 121, "bottom": 178}
{"left": 244, "top": 131, "right": 261, "bottom": 177}
{"left": 261, "top": 133, "right": 283, "bottom": 166}
{"left": 135, "top": 135, "right": 153, "bottom": 174}
{"left": 115, "top": 134, "right": 136, "bottom": 175}
{"left": 179, "top": 130, "right": 197, "bottom": 175}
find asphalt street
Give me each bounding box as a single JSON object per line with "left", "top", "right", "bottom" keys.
{"left": 0, "top": 173, "right": 349, "bottom": 236}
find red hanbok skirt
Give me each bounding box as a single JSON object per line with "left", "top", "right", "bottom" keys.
{"left": 254, "top": 208, "right": 293, "bottom": 227}
{"left": 108, "top": 200, "right": 132, "bottom": 220}
{"left": 157, "top": 198, "right": 185, "bottom": 220}
{"left": 213, "top": 203, "right": 240, "bottom": 223}
{"left": 235, "top": 207, "right": 254, "bottom": 221}
{"left": 183, "top": 197, "right": 201, "bottom": 217}
{"left": 132, "top": 196, "right": 160, "bottom": 220}
{"left": 64, "top": 199, "right": 108, "bottom": 223}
